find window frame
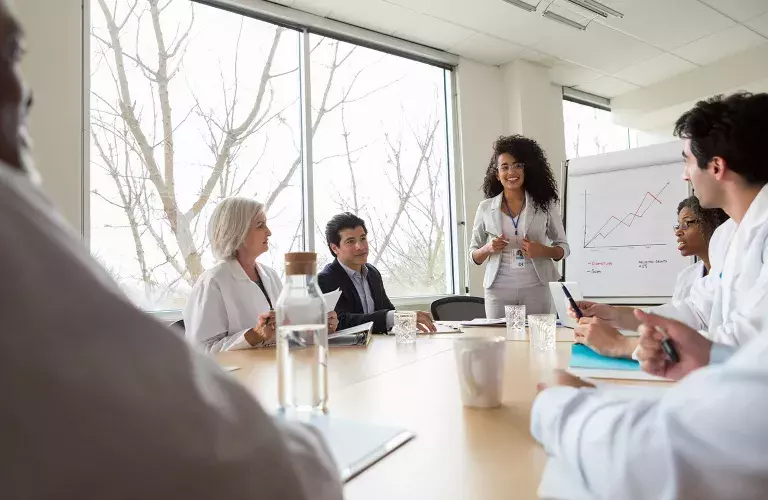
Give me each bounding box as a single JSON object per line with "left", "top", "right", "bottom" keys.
{"left": 83, "top": 0, "right": 464, "bottom": 307}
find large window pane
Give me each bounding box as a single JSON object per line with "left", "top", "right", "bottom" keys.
{"left": 90, "top": 0, "right": 302, "bottom": 310}
{"left": 563, "top": 100, "right": 630, "bottom": 158}
{"left": 309, "top": 36, "right": 454, "bottom": 297}
{"left": 563, "top": 99, "right": 675, "bottom": 159}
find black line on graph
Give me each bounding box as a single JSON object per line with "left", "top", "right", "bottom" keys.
{"left": 583, "top": 182, "right": 670, "bottom": 249}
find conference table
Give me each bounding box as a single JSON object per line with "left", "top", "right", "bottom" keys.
{"left": 215, "top": 326, "right": 649, "bottom": 499}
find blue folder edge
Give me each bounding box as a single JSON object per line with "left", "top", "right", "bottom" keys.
{"left": 275, "top": 413, "right": 415, "bottom": 482}
{"left": 569, "top": 343, "right": 641, "bottom": 371}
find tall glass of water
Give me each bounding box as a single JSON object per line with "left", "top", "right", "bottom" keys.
{"left": 505, "top": 305, "right": 526, "bottom": 340}
{"left": 276, "top": 252, "right": 328, "bottom": 416}
{"left": 528, "top": 314, "right": 556, "bottom": 352}
{"left": 393, "top": 311, "right": 417, "bottom": 344}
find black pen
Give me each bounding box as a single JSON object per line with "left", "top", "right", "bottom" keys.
{"left": 658, "top": 327, "right": 680, "bottom": 363}
{"left": 561, "top": 283, "right": 583, "bottom": 319}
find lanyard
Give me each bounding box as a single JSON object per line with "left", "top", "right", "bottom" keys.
{"left": 503, "top": 195, "right": 524, "bottom": 236}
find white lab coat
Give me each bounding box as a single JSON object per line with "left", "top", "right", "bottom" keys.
{"left": 0, "top": 165, "right": 342, "bottom": 500}
{"left": 671, "top": 260, "right": 706, "bottom": 302}
{"left": 531, "top": 333, "right": 768, "bottom": 500}
{"left": 652, "top": 185, "right": 768, "bottom": 346}
{"left": 184, "top": 259, "right": 283, "bottom": 353}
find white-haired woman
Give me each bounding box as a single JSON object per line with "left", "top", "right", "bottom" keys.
{"left": 184, "top": 197, "right": 338, "bottom": 353}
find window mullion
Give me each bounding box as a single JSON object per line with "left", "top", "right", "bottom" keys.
{"left": 299, "top": 28, "right": 314, "bottom": 252}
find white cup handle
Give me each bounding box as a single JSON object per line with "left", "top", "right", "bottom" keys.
{"left": 460, "top": 350, "right": 479, "bottom": 398}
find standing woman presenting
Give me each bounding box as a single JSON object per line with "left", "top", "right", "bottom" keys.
{"left": 469, "top": 135, "right": 569, "bottom": 318}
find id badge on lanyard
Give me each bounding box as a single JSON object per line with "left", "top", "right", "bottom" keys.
{"left": 514, "top": 248, "right": 525, "bottom": 268}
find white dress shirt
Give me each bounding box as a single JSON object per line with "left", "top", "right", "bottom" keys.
{"left": 338, "top": 260, "right": 395, "bottom": 329}
{"left": 652, "top": 185, "right": 768, "bottom": 346}
{"left": 532, "top": 332, "right": 768, "bottom": 500}
{"left": 0, "top": 165, "right": 342, "bottom": 500}
{"left": 184, "top": 259, "right": 283, "bottom": 352}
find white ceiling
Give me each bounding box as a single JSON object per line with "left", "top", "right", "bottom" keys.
{"left": 271, "top": 0, "right": 768, "bottom": 98}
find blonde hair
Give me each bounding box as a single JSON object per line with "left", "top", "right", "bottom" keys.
{"left": 208, "top": 197, "right": 265, "bottom": 261}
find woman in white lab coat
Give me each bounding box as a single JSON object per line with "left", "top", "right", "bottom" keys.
{"left": 184, "top": 197, "right": 338, "bottom": 353}
{"left": 469, "top": 135, "right": 569, "bottom": 318}
{"left": 574, "top": 196, "right": 727, "bottom": 357}
{"left": 672, "top": 196, "right": 729, "bottom": 301}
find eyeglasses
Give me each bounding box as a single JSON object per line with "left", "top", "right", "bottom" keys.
{"left": 498, "top": 162, "right": 525, "bottom": 173}
{"left": 673, "top": 220, "right": 699, "bottom": 231}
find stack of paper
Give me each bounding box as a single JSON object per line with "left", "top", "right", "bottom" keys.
{"left": 328, "top": 321, "right": 372, "bottom": 347}
{"left": 459, "top": 318, "right": 506, "bottom": 327}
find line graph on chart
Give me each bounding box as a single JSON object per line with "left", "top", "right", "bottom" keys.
{"left": 582, "top": 182, "right": 670, "bottom": 249}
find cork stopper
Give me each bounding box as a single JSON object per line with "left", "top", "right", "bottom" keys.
{"left": 284, "top": 252, "right": 317, "bottom": 276}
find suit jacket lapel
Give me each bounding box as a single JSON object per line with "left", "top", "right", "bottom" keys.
{"left": 491, "top": 193, "right": 503, "bottom": 236}
{"left": 332, "top": 259, "right": 365, "bottom": 313}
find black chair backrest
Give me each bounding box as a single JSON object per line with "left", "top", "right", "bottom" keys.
{"left": 169, "top": 319, "right": 185, "bottom": 335}
{"left": 430, "top": 296, "right": 485, "bottom": 321}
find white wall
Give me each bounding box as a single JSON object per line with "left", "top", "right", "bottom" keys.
{"left": 14, "top": 0, "right": 84, "bottom": 234}
{"left": 455, "top": 58, "right": 504, "bottom": 296}
{"left": 501, "top": 59, "right": 566, "bottom": 189}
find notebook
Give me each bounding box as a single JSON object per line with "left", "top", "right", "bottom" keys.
{"left": 328, "top": 321, "right": 373, "bottom": 347}
{"left": 277, "top": 414, "right": 415, "bottom": 482}
{"left": 460, "top": 318, "right": 506, "bottom": 327}
{"left": 568, "top": 344, "right": 667, "bottom": 381}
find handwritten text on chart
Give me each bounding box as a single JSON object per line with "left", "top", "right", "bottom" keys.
{"left": 638, "top": 259, "right": 668, "bottom": 269}
{"left": 587, "top": 261, "right": 613, "bottom": 274}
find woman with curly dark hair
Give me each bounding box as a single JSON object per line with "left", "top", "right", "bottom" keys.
{"left": 672, "top": 196, "right": 728, "bottom": 300}
{"left": 469, "top": 135, "right": 569, "bottom": 318}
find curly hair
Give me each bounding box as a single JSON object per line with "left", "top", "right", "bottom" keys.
{"left": 677, "top": 196, "right": 728, "bottom": 243}
{"left": 481, "top": 135, "right": 559, "bottom": 211}
{"left": 674, "top": 92, "right": 768, "bottom": 186}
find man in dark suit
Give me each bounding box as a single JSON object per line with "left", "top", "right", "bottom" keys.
{"left": 318, "top": 213, "right": 435, "bottom": 334}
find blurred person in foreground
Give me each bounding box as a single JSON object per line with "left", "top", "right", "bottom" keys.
{"left": 0, "top": 2, "right": 342, "bottom": 498}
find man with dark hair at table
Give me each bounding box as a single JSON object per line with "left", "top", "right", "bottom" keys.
{"left": 318, "top": 212, "right": 435, "bottom": 334}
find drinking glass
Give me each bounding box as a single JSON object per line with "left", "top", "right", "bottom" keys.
{"left": 505, "top": 305, "right": 526, "bottom": 340}
{"left": 393, "top": 311, "right": 417, "bottom": 344}
{"left": 528, "top": 314, "right": 556, "bottom": 352}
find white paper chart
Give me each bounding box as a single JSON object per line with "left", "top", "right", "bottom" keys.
{"left": 565, "top": 141, "right": 692, "bottom": 298}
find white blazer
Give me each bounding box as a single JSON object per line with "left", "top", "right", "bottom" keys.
{"left": 183, "top": 259, "right": 283, "bottom": 353}
{"left": 654, "top": 185, "right": 768, "bottom": 346}
{"left": 468, "top": 192, "right": 570, "bottom": 289}
{"left": 672, "top": 261, "right": 706, "bottom": 302}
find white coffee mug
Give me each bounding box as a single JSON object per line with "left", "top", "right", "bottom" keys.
{"left": 453, "top": 336, "right": 506, "bottom": 408}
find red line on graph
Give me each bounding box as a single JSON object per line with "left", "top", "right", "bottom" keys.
{"left": 584, "top": 182, "right": 669, "bottom": 248}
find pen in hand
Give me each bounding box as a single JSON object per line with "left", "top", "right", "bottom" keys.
{"left": 656, "top": 327, "right": 680, "bottom": 363}
{"left": 561, "top": 284, "right": 583, "bottom": 319}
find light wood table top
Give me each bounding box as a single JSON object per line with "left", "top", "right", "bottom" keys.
{"left": 215, "top": 327, "right": 638, "bottom": 500}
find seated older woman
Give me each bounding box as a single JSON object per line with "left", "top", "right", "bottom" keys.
{"left": 184, "top": 197, "right": 338, "bottom": 353}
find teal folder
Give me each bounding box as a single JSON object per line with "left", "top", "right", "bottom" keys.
{"left": 569, "top": 343, "right": 641, "bottom": 371}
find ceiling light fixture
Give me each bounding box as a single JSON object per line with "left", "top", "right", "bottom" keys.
{"left": 542, "top": 10, "right": 587, "bottom": 30}
{"left": 501, "top": 0, "right": 538, "bottom": 13}
{"left": 563, "top": 0, "right": 624, "bottom": 18}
